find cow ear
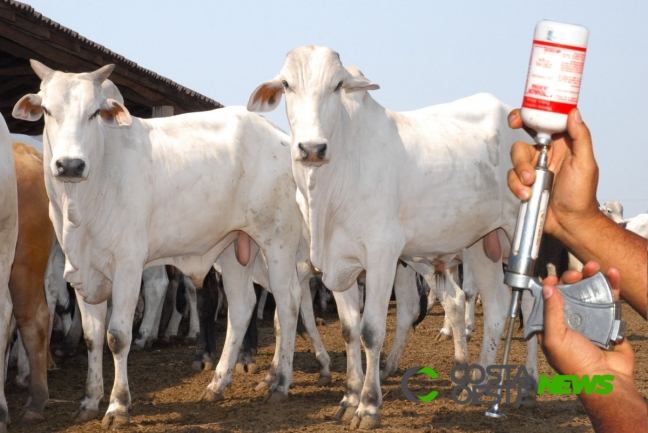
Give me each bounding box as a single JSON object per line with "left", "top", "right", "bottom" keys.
{"left": 343, "top": 69, "right": 380, "bottom": 94}
{"left": 248, "top": 77, "right": 284, "bottom": 112}
{"left": 13, "top": 94, "right": 43, "bottom": 121}
{"left": 100, "top": 98, "right": 131, "bottom": 127}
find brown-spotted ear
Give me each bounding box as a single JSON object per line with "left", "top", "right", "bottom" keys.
{"left": 343, "top": 67, "right": 380, "bottom": 94}
{"left": 30, "top": 60, "right": 54, "bottom": 81}
{"left": 247, "top": 76, "right": 284, "bottom": 112}
{"left": 13, "top": 94, "right": 43, "bottom": 121}
{"left": 100, "top": 98, "right": 131, "bottom": 126}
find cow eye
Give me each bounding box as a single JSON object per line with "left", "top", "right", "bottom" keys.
{"left": 334, "top": 81, "right": 343, "bottom": 92}
{"left": 89, "top": 109, "right": 100, "bottom": 121}
{"left": 281, "top": 80, "right": 289, "bottom": 89}
{"left": 42, "top": 106, "right": 51, "bottom": 116}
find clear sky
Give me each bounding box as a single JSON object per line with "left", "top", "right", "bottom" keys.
{"left": 23, "top": 0, "right": 648, "bottom": 218}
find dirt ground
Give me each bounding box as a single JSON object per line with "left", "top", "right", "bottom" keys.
{"left": 6, "top": 297, "right": 647, "bottom": 433}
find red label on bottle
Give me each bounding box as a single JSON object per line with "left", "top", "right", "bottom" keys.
{"left": 522, "top": 96, "right": 576, "bottom": 114}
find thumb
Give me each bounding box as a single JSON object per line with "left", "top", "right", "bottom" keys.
{"left": 542, "top": 284, "right": 567, "bottom": 343}
{"left": 566, "top": 108, "right": 595, "bottom": 163}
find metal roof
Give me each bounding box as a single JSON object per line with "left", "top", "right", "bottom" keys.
{"left": 0, "top": 0, "right": 223, "bottom": 134}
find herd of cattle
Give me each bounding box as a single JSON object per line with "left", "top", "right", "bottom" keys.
{"left": 1, "top": 46, "right": 647, "bottom": 432}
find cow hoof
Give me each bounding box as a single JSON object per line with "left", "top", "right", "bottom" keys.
{"left": 200, "top": 389, "right": 224, "bottom": 403}
{"left": 263, "top": 390, "right": 288, "bottom": 404}
{"left": 334, "top": 405, "right": 357, "bottom": 422}
{"left": 18, "top": 410, "right": 44, "bottom": 424}
{"left": 130, "top": 343, "right": 143, "bottom": 352}
{"left": 316, "top": 317, "right": 326, "bottom": 326}
{"left": 255, "top": 381, "right": 270, "bottom": 392}
{"left": 379, "top": 369, "right": 392, "bottom": 383}
{"left": 101, "top": 411, "right": 129, "bottom": 430}
{"left": 350, "top": 412, "right": 381, "bottom": 430}
{"left": 250, "top": 348, "right": 258, "bottom": 356}
{"left": 317, "top": 375, "right": 332, "bottom": 387}
{"left": 184, "top": 336, "right": 197, "bottom": 345}
{"left": 466, "top": 334, "right": 472, "bottom": 342}
{"left": 235, "top": 363, "right": 246, "bottom": 375}
{"left": 436, "top": 332, "right": 452, "bottom": 341}
{"left": 191, "top": 360, "right": 203, "bottom": 371}
{"left": 203, "top": 361, "right": 215, "bottom": 371}
{"left": 247, "top": 363, "right": 258, "bottom": 374}
{"left": 73, "top": 407, "right": 99, "bottom": 423}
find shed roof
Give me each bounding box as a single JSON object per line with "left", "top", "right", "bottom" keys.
{"left": 0, "top": 0, "right": 223, "bottom": 134}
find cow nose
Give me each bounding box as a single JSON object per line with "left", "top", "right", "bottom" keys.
{"left": 55, "top": 158, "right": 86, "bottom": 178}
{"left": 297, "top": 143, "right": 328, "bottom": 161}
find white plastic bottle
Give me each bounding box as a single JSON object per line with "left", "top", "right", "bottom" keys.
{"left": 521, "top": 20, "right": 589, "bottom": 145}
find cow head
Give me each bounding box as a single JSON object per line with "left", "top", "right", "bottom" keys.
{"left": 248, "top": 46, "right": 379, "bottom": 166}
{"left": 13, "top": 60, "right": 131, "bottom": 182}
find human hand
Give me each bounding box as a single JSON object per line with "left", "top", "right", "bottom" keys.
{"left": 538, "top": 261, "right": 634, "bottom": 382}
{"left": 507, "top": 108, "right": 603, "bottom": 242}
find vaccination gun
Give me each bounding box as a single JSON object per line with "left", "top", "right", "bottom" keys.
{"left": 486, "top": 20, "right": 626, "bottom": 419}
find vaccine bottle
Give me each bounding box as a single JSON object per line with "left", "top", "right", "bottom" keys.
{"left": 521, "top": 20, "right": 589, "bottom": 145}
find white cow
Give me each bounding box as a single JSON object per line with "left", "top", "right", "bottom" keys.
{"left": 14, "top": 61, "right": 310, "bottom": 429}
{"left": 249, "top": 46, "right": 537, "bottom": 429}
{"left": 625, "top": 213, "right": 648, "bottom": 239}
{"left": 0, "top": 114, "right": 18, "bottom": 433}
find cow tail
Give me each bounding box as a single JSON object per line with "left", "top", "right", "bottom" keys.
{"left": 412, "top": 273, "right": 429, "bottom": 329}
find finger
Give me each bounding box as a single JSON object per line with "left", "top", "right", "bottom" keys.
{"left": 581, "top": 261, "right": 601, "bottom": 279}
{"left": 558, "top": 270, "right": 584, "bottom": 285}
{"left": 510, "top": 141, "right": 537, "bottom": 186}
{"left": 566, "top": 108, "right": 596, "bottom": 163}
{"left": 543, "top": 274, "right": 559, "bottom": 286}
{"left": 606, "top": 266, "right": 621, "bottom": 292}
{"left": 542, "top": 284, "right": 568, "bottom": 345}
{"left": 507, "top": 169, "right": 532, "bottom": 201}
{"left": 507, "top": 109, "right": 537, "bottom": 138}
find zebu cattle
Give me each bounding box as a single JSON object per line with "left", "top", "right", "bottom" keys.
{"left": 0, "top": 115, "right": 18, "bottom": 433}
{"left": 1, "top": 140, "right": 55, "bottom": 428}
{"left": 625, "top": 213, "right": 648, "bottom": 239}
{"left": 249, "top": 46, "right": 536, "bottom": 429}
{"left": 14, "top": 61, "right": 311, "bottom": 429}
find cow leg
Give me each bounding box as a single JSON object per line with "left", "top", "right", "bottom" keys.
{"left": 259, "top": 250, "right": 300, "bottom": 403}
{"left": 133, "top": 266, "right": 168, "bottom": 350}
{"left": 236, "top": 310, "right": 258, "bottom": 374}
{"left": 440, "top": 271, "right": 468, "bottom": 367}
{"left": 380, "top": 262, "right": 419, "bottom": 381}
{"left": 101, "top": 267, "right": 142, "bottom": 429}
{"left": 73, "top": 298, "right": 107, "bottom": 423}
{"left": 257, "top": 288, "right": 268, "bottom": 320}
{"left": 0, "top": 285, "right": 12, "bottom": 433}
{"left": 202, "top": 246, "right": 256, "bottom": 402}
{"left": 298, "top": 276, "right": 331, "bottom": 385}
{"left": 162, "top": 271, "right": 181, "bottom": 342}
{"left": 256, "top": 309, "right": 281, "bottom": 391}
{"left": 184, "top": 278, "right": 199, "bottom": 343}
{"left": 458, "top": 266, "right": 476, "bottom": 342}
{"left": 463, "top": 246, "right": 509, "bottom": 381}
{"left": 14, "top": 332, "right": 28, "bottom": 388}
{"left": 350, "top": 259, "right": 398, "bottom": 430}
{"left": 57, "top": 302, "right": 83, "bottom": 359}
{"left": 194, "top": 274, "right": 218, "bottom": 371}
{"left": 332, "top": 284, "right": 363, "bottom": 422}
{"left": 11, "top": 271, "right": 49, "bottom": 423}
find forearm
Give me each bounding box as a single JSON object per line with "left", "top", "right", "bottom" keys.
{"left": 579, "top": 376, "right": 648, "bottom": 432}
{"left": 556, "top": 211, "right": 647, "bottom": 318}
